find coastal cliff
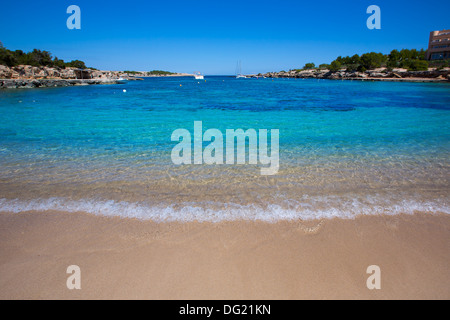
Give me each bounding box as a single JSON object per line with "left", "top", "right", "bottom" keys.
{"left": 262, "top": 67, "right": 450, "bottom": 82}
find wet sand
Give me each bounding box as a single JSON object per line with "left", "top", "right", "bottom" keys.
{"left": 0, "top": 211, "right": 448, "bottom": 299}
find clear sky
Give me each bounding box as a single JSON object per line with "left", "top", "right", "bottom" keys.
{"left": 1, "top": 0, "right": 449, "bottom": 74}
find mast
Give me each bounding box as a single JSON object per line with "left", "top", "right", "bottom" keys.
{"left": 236, "top": 60, "right": 242, "bottom": 76}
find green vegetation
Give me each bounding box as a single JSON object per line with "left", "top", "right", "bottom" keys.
{"left": 386, "top": 49, "right": 428, "bottom": 70}
{"left": 327, "top": 49, "right": 429, "bottom": 72}
{"left": 125, "top": 69, "right": 175, "bottom": 75}
{"left": 302, "top": 48, "right": 439, "bottom": 73}
{"left": 433, "top": 60, "right": 449, "bottom": 70}
{"left": 123, "top": 70, "right": 141, "bottom": 75}
{"left": 303, "top": 63, "right": 315, "bottom": 70}
{"left": 65, "top": 60, "right": 87, "bottom": 69}
{"left": 0, "top": 45, "right": 89, "bottom": 69}
{"left": 329, "top": 60, "right": 342, "bottom": 72}
{"left": 331, "top": 52, "right": 386, "bottom": 72}
{"left": 407, "top": 59, "right": 429, "bottom": 71}
{"left": 148, "top": 70, "right": 175, "bottom": 75}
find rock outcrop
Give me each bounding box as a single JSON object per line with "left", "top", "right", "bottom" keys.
{"left": 0, "top": 65, "right": 192, "bottom": 88}
{"left": 262, "top": 68, "right": 450, "bottom": 82}
{"left": 0, "top": 65, "right": 134, "bottom": 88}
{"left": 0, "top": 65, "right": 120, "bottom": 80}
{"left": 0, "top": 79, "right": 120, "bottom": 89}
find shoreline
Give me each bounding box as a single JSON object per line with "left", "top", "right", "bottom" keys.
{"left": 0, "top": 210, "right": 448, "bottom": 299}
{"left": 2, "top": 68, "right": 450, "bottom": 89}
{"left": 261, "top": 68, "right": 450, "bottom": 82}
{"left": 0, "top": 74, "right": 196, "bottom": 89}
{"left": 0, "top": 63, "right": 195, "bottom": 89}
{"left": 1, "top": 75, "right": 448, "bottom": 89}
{"left": 330, "top": 77, "right": 449, "bottom": 82}
{"left": 267, "top": 76, "right": 449, "bottom": 83}
{"left": 0, "top": 78, "right": 121, "bottom": 89}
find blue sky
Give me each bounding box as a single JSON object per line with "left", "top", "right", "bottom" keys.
{"left": 1, "top": 0, "right": 449, "bottom": 74}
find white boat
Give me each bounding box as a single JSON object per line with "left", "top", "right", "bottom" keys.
{"left": 194, "top": 72, "right": 204, "bottom": 80}
{"left": 236, "top": 61, "right": 247, "bottom": 79}
{"left": 116, "top": 77, "right": 128, "bottom": 84}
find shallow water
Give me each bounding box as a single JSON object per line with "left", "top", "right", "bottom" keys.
{"left": 0, "top": 77, "right": 449, "bottom": 221}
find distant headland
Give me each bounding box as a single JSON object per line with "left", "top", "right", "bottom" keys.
{"left": 0, "top": 45, "right": 190, "bottom": 89}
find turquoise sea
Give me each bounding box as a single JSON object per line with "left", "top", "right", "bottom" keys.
{"left": 0, "top": 77, "right": 449, "bottom": 221}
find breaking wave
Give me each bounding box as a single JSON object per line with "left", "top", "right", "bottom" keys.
{"left": 0, "top": 197, "right": 448, "bottom": 222}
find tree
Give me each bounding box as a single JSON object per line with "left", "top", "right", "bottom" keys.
{"left": 26, "top": 49, "right": 53, "bottom": 67}
{"left": 0, "top": 45, "right": 91, "bottom": 69}
{"left": 13, "top": 50, "right": 28, "bottom": 65}
{"left": 303, "top": 62, "right": 315, "bottom": 70}
{"left": 333, "top": 54, "right": 361, "bottom": 71}
{"left": 346, "top": 64, "right": 359, "bottom": 72}
{"left": 0, "top": 47, "right": 16, "bottom": 67}
{"left": 387, "top": 49, "right": 401, "bottom": 68}
{"left": 360, "top": 52, "right": 386, "bottom": 70}
{"left": 389, "top": 48, "right": 428, "bottom": 69}
{"left": 418, "top": 49, "right": 426, "bottom": 61}
{"left": 408, "top": 60, "right": 429, "bottom": 71}
{"left": 389, "top": 49, "right": 401, "bottom": 61}
{"left": 329, "top": 60, "right": 342, "bottom": 72}
{"left": 148, "top": 70, "right": 174, "bottom": 75}
{"left": 399, "top": 49, "right": 413, "bottom": 64}
{"left": 66, "top": 60, "right": 87, "bottom": 69}
{"left": 350, "top": 54, "right": 361, "bottom": 65}
{"left": 53, "top": 57, "right": 66, "bottom": 69}
{"left": 340, "top": 56, "right": 352, "bottom": 65}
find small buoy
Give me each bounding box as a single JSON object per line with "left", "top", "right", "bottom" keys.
{"left": 180, "top": 84, "right": 182, "bottom": 87}
{"left": 123, "top": 89, "right": 127, "bottom": 93}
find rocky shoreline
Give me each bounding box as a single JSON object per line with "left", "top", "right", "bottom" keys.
{"left": 261, "top": 68, "right": 450, "bottom": 82}
{"left": 2, "top": 64, "right": 449, "bottom": 89}
{"left": 0, "top": 78, "right": 123, "bottom": 89}
{"left": 0, "top": 65, "right": 192, "bottom": 89}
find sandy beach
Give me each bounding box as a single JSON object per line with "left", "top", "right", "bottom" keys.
{"left": 0, "top": 211, "right": 448, "bottom": 300}
{"left": 2, "top": 0, "right": 450, "bottom": 304}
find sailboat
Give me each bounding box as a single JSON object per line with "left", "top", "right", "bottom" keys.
{"left": 236, "top": 61, "right": 246, "bottom": 79}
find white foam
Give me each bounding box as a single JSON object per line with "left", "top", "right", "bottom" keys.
{"left": 0, "top": 197, "right": 448, "bottom": 222}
